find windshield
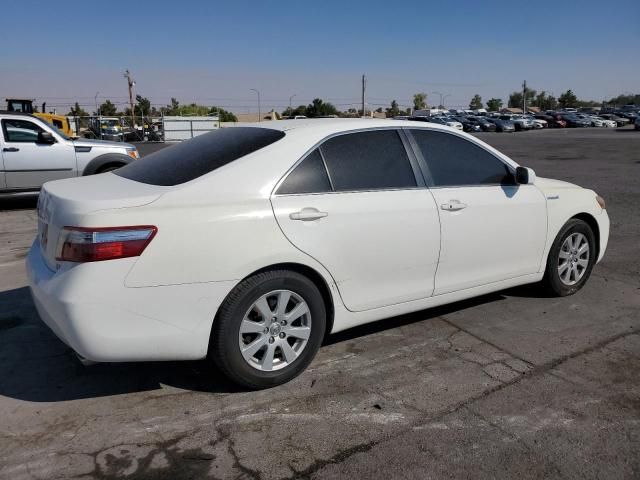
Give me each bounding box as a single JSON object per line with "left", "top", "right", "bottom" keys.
{"left": 47, "top": 122, "right": 70, "bottom": 140}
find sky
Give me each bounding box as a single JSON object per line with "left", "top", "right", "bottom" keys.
{"left": 1, "top": 0, "right": 638, "bottom": 114}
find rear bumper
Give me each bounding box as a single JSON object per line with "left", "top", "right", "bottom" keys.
{"left": 26, "top": 240, "right": 235, "bottom": 362}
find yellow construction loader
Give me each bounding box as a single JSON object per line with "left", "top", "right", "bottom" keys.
{"left": 5, "top": 98, "right": 74, "bottom": 137}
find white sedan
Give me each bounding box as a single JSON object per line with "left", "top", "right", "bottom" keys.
{"left": 27, "top": 119, "right": 609, "bottom": 389}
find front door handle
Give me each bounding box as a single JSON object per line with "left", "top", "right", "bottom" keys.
{"left": 441, "top": 200, "right": 467, "bottom": 211}
{"left": 289, "top": 207, "right": 328, "bottom": 221}
{"left": 2, "top": 147, "right": 19, "bottom": 152}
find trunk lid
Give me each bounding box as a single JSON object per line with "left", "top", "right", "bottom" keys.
{"left": 37, "top": 173, "right": 169, "bottom": 270}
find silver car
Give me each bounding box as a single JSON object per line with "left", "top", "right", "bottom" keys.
{"left": 0, "top": 113, "right": 139, "bottom": 197}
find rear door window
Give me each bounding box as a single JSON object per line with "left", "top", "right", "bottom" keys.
{"left": 319, "top": 130, "right": 416, "bottom": 192}
{"left": 115, "top": 127, "right": 285, "bottom": 186}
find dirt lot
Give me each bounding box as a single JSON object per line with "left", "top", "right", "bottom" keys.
{"left": 1, "top": 128, "right": 639, "bottom": 479}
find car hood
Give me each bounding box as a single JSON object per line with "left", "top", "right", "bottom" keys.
{"left": 535, "top": 177, "right": 579, "bottom": 190}
{"left": 72, "top": 138, "right": 135, "bottom": 149}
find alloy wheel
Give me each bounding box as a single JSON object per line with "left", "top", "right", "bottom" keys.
{"left": 239, "top": 290, "right": 312, "bottom": 371}
{"left": 558, "top": 233, "right": 590, "bottom": 286}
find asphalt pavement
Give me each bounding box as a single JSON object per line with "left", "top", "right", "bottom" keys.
{"left": 0, "top": 127, "right": 639, "bottom": 479}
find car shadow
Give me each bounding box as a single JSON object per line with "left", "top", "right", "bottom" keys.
{"left": 0, "top": 283, "right": 540, "bottom": 402}
{"left": 0, "top": 197, "right": 38, "bottom": 211}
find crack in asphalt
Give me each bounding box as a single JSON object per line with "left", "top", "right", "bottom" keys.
{"left": 270, "top": 326, "right": 640, "bottom": 479}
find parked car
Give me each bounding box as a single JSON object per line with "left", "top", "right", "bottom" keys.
{"left": 431, "top": 116, "right": 464, "bottom": 131}
{"left": 592, "top": 116, "right": 617, "bottom": 128}
{"left": 412, "top": 116, "right": 463, "bottom": 131}
{"left": 0, "top": 113, "right": 139, "bottom": 197}
{"left": 576, "top": 114, "right": 603, "bottom": 127}
{"left": 525, "top": 115, "right": 547, "bottom": 129}
{"left": 617, "top": 111, "right": 638, "bottom": 123}
{"left": 559, "top": 114, "right": 591, "bottom": 128}
{"left": 536, "top": 114, "right": 566, "bottom": 128}
{"left": 486, "top": 117, "right": 516, "bottom": 132}
{"left": 451, "top": 116, "right": 482, "bottom": 132}
{"left": 599, "top": 114, "right": 629, "bottom": 127}
{"left": 26, "top": 119, "right": 609, "bottom": 388}
{"left": 500, "top": 115, "right": 533, "bottom": 131}
{"left": 467, "top": 116, "right": 497, "bottom": 132}
{"left": 635, "top": 116, "right": 640, "bottom": 130}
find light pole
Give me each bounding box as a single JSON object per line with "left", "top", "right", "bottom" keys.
{"left": 433, "top": 91, "right": 451, "bottom": 109}
{"left": 250, "top": 88, "right": 261, "bottom": 122}
{"left": 289, "top": 94, "right": 296, "bottom": 117}
{"left": 433, "top": 91, "right": 443, "bottom": 108}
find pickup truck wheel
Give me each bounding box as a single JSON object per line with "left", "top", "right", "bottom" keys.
{"left": 97, "top": 163, "right": 125, "bottom": 173}
{"left": 542, "top": 219, "right": 596, "bottom": 297}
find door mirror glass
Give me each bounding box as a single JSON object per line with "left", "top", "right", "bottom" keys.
{"left": 515, "top": 166, "right": 535, "bottom": 185}
{"left": 37, "top": 131, "right": 56, "bottom": 144}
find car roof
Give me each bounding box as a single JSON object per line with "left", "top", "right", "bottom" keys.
{"left": 0, "top": 111, "right": 38, "bottom": 119}
{"left": 245, "top": 118, "right": 462, "bottom": 136}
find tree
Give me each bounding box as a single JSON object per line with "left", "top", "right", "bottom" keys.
{"left": 530, "top": 91, "right": 557, "bottom": 111}
{"left": 136, "top": 95, "right": 151, "bottom": 116}
{"left": 508, "top": 88, "right": 536, "bottom": 109}
{"left": 606, "top": 93, "right": 640, "bottom": 107}
{"left": 304, "top": 98, "right": 338, "bottom": 117}
{"left": 486, "top": 98, "right": 503, "bottom": 112}
{"left": 375, "top": 107, "right": 383, "bottom": 113}
{"left": 67, "top": 102, "right": 88, "bottom": 116}
{"left": 413, "top": 93, "right": 427, "bottom": 110}
{"left": 386, "top": 100, "right": 401, "bottom": 118}
{"left": 558, "top": 90, "right": 578, "bottom": 108}
{"left": 469, "top": 94, "right": 483, "bottom": 110}
{"left": 98, "top": 100, "right": 117, "bottom": 116}
{"left": 209, "top": 106, "right": 237, "bottom": 122}
{"left": 164, "top": 98, "right": 180, "bottom": 115}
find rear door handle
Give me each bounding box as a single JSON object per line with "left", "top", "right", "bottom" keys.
{"left": 441, "top": 200, "right": 467, "bottom": 211}
{"left": 2, "top": 147, "right": 19, "bottom": 152}
{"left": 289, "top": 207, "right": 328, "bottom": 221}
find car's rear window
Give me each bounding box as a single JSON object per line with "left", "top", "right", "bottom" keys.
{"left": 115, "top": 127, "right": 285, "bottom": 186}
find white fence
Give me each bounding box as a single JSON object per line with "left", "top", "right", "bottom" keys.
{"left": 162, "top": 116, "right": 219, "bottom": 141}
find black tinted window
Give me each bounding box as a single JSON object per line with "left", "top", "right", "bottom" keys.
{"left": 411, "top": 130, "right": 514, "bottom": 187}
{"left": 320, "top": 130, "right": 416, "bottom": 191}
{"left": 277, "top": 149, "right": 331, "bottom": 195}
{"left": 115, "top": 127, "right": 285, "bottom": 186}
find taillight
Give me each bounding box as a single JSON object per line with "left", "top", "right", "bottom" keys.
{"left": 56, "top": 226, "right": 157, "bottom": 262}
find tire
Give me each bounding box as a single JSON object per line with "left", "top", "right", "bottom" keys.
{"left": 97, "top": 163, "right": 125, "bottom": 173}
{"left": 210, "top": 270, "right": 326, "bottom": 389}
{"left": 542, "top": 219, "right": 596, "bottom": 296}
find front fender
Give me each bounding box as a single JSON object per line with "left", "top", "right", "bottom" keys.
{"left": 82, "top": 153, "right": 132, "bottom": 175}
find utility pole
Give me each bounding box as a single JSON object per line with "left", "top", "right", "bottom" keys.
{"left": 124, "top": 70, "right": 136, "bottom": 133}
{"left": 289, "top": 94, "right": 296, "bottom": 116}
{"left": 522, "top": 80, "right": 527, "bottom": 114}
{"left": 94, "top": 92, "right": 101, "bottom": 140}
{"left": 361, "top": 74, "right": 366, "bottom": 118}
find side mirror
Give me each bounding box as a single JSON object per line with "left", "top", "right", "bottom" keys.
{"left": 37, "top": 131, "right": 56, "bottom": 144}
{"left": 515, "top": 166, "right": 536, "bottom": 185}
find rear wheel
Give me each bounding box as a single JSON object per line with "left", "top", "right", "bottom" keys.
{"left": 542, "top": 219, "right": 596, "bottom": 296}
{"left": 210, "top": 270, "right": 326, "bottom": 389}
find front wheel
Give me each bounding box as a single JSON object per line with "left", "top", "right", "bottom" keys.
{"left": 542, "top": 219, "right": 596, "bottom": 296}
{"left": 210, "top": 270, "right": 326, "bottom": 389}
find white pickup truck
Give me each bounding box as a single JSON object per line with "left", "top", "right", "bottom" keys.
{"left": 0, "top": 112, "right": 139, "bottom": 197}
